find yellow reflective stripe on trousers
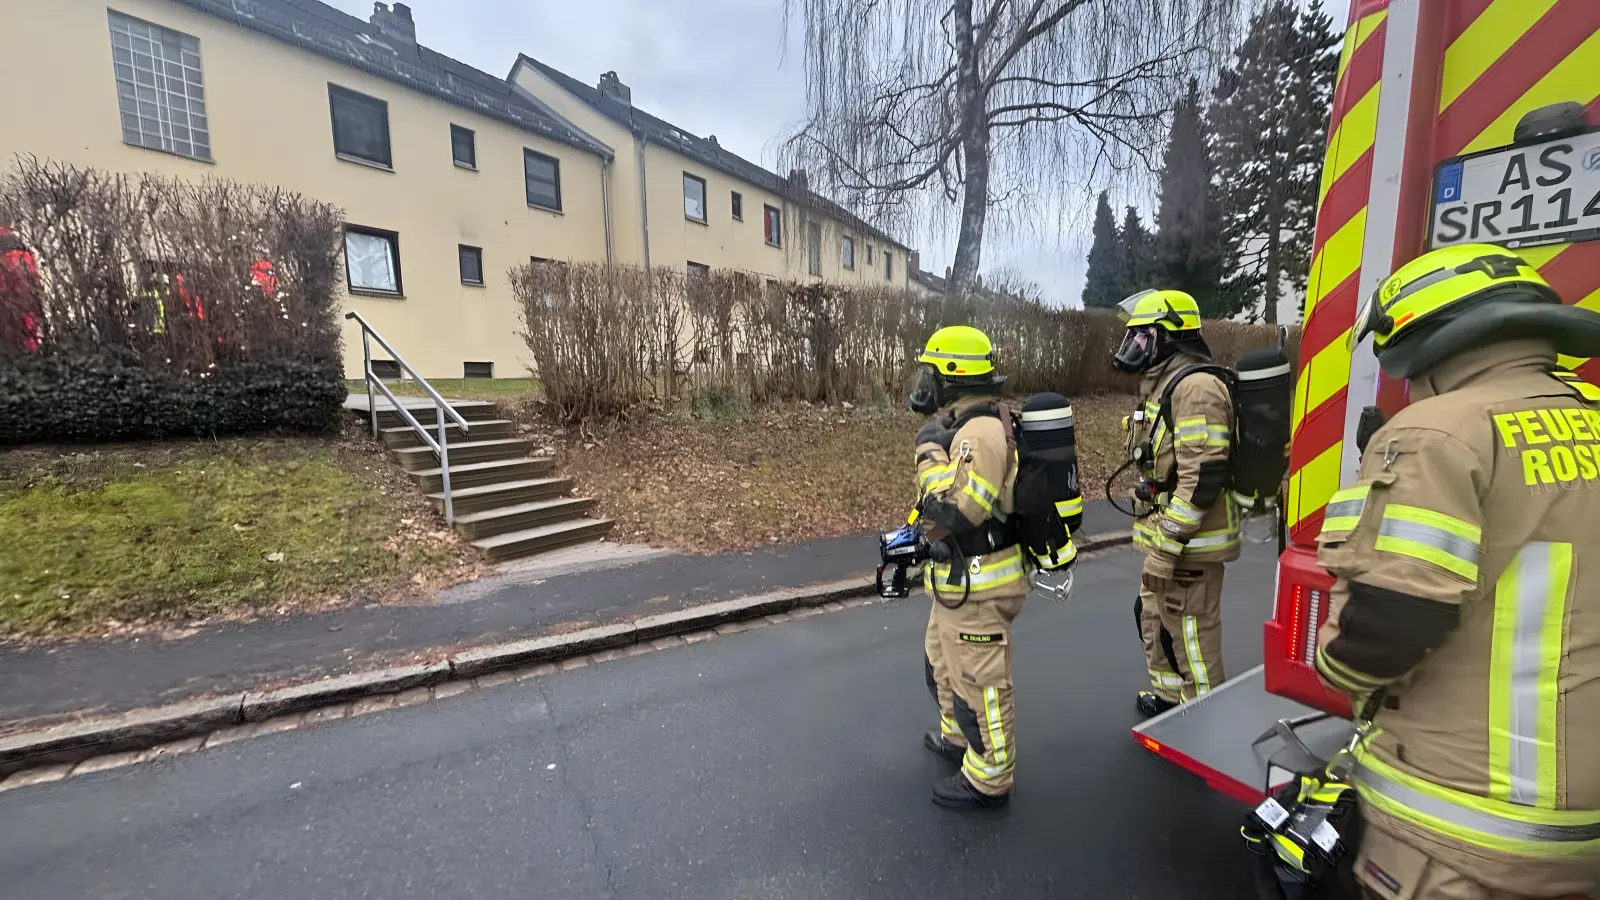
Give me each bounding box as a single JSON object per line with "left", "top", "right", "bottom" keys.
{"left": 1055, "top": 496, "right": 1084, "bottom": 519}
{"left": 1149, "top": 669, "right": 1182, "bottom": 691}
{"left": 1183, "top": 615, "right": 1212, "bottom": 695}
{"left": 962, "top": 472, "right": 1000, "bottom": 515}
{"left": 940, "top": 714, "right": 962, "bottom": 739}
{"left": 983, "top": 686, "right": 1008, "bottom": 766}
{"left": 1374, "top": 504, "right": 1481, "bottom": 580}
{"left": 927, "top": 546, "right": 1026, "bottom": 592}
{"left": 1489, "top": 542, "right": 1572, "bottom": 810}
{"left": 962, "top": 748, "right": 1012, "bottom": 783}
{"left": 1320, "top": 485, "right": 1370, "bottom": 533}
{"left": 1353, "top": 747, "right": 1600, "bottom": 855}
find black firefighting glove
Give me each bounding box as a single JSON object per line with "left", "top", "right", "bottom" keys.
{"left": 915, "top": 414, "right": 957, "bottom": 451}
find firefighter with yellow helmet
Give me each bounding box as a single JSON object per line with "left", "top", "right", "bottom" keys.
{"left": 910, "top": 325, "right": 1029, "bottom": 811}
{"left": 1115, "top": 289, "right": 1240, "bottom": 717}
{"left": 1314, "top": 244, "right": 1599, "bottom": 900}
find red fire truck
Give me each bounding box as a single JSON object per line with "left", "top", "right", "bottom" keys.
{"left": 1133, "top": 0, "right": 1600, "bottom": 803}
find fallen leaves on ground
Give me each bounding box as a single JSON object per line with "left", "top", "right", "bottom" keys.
{"left": 510, "top": 393, "right": 1137, "bottom": 555}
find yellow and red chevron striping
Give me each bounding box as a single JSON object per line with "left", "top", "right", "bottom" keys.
{"left": 1287, "top": 0, "right": 1600, "bottom": 539}
{"left": 1286, "top": 4, "right": 1388, "bottom": 536}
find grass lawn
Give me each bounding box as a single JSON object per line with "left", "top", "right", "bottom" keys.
{"left": 0, "top": 434, "right": 479, "bottom": 637}
{"left": 346, "top": 378, "right": 540, "bottom": 402}
{"left": 523, "top": 393, "right": 1135, "bottom": 554}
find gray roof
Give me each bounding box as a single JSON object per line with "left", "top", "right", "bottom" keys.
{"left": 912, "top": 268, "right": 948, "bottom": 292}
{"left": 517, "top": 55, "right": 908, "bottom": 251}
{"left": 169, "top": 0, "right": 611, "bottom": 158}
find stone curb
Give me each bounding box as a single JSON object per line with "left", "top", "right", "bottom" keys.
{"left": 0, "top": 530, "right": 1132, "bottom": 779}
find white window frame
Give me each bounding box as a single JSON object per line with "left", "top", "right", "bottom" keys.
{"left": 109, "top": 10, "right": 211, "bottom": 161}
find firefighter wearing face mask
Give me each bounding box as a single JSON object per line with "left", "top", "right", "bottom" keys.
{"left": 1313, "top": 244, "right": 1599, "bottom": 900}
{"left": 910, "top": 325, "right": 1029, "bottom": 812}
{"left": 1114, "top": 290, "right": 1240, "bottom": 718}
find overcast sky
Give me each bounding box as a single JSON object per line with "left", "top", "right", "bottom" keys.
{"left": 324, "top": 0, "right": 1351, "bottom": 306}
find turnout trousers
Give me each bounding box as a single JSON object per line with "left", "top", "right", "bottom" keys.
{"left": 1354, "top": 806, "right": 1597, "bottom": 900}
{"left": 923, "top": 589, "right": 1027, "bottom": 796}
{"left": 1136, "top": 560, "right": 1226, "bottom": 704}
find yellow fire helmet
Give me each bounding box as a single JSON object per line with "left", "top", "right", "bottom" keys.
{"left": 918, "top": 325, "right": 995, "bottom": 377}
{"left": 1117, "top": 289, "right": 1204, "bottom": 334}
{"left": 1352, "top": 243, "right": 1558, "bottom": 353}
{"left": 1351, "top": 243, "right": 1600, "bottom": 379}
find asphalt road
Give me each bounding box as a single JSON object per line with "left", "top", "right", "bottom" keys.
{"left": 0, "top": 538, "right": 1280, "bottom": 900}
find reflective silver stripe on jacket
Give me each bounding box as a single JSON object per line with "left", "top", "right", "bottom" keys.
{"left": 1355, "top": 762, "right": 1600, "bottom": 843}
{"left": 1376, "top": 518, "right": 1480, "bottom": 568}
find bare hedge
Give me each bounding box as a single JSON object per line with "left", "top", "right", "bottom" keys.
{"left": 0, "top": 159, "right": 346, "bottom": 443}
{"left": 517, "top": 261, "right": 1297, "bottom": 423}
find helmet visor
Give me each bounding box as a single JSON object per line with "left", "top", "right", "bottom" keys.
{"left": 1348, "top": 284, "right": 1382, "bottom": 353}
{"left": 1116, "top": 290, "right": 1158, "bottom": 324}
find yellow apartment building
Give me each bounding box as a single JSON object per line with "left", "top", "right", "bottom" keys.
{"left": 507, "top": 58, "right": 913, "bottom": 293}
{"left": 0, "top": 0, "right": 917, "bottom": 380}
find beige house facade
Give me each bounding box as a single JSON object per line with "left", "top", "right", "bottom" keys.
{"left": 508, "top": 59, "right": 913, "bottom": 293}
{"left": 0, "top": 0, "right": 915, "bottom": 380}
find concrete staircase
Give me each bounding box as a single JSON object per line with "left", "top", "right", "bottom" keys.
{"left": 364, "top": 399, "right": 614, "bottom": 561}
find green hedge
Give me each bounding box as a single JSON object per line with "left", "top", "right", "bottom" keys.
{"left": 0, "top": 353, "right": 345, "bottom": 444}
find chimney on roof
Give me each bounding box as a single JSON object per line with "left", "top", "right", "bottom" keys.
{"left": 788, "top": 168, "right": 810, "bottom": 192}
{"left": 909, "top": 250, "right": 920, "bottom": 274}
{"left": 598, "top": 71, "right": 632, "bottom": 106}
{"left": 370, "top": 2, "right": 417, "bottom": 46}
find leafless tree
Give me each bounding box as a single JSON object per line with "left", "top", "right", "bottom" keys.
{"left": 781, "top": 0, "right": 1249, "bottom": 294}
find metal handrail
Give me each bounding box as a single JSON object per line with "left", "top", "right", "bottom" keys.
{"left": 345, "top": 311, "right": 470, "bottom": 524}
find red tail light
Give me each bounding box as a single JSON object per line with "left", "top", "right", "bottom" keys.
{"left": 1265, "top": 546, "right": 1351, "bottom": 718}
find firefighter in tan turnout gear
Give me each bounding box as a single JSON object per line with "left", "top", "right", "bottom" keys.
{"left": 1115, "top": 290, "right": 1241, "bottom": 718}
{"left": 911, "top": 325, "right": 1030, "bottom": 811}
{"left": 1314, "top": 244, "right": 1600, "bottom": 900}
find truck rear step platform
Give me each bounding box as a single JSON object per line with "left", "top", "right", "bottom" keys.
{"left": 1132, "top": 665, "right": 1354, "bottom": 805}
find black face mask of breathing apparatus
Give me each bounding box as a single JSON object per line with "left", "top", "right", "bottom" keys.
{"left": 908, "top": 366, "right": 945, "bottom": 415}
{"left": 1113, "top": 325, "right": 1161, "bottom": 374}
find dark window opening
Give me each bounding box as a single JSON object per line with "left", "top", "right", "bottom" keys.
{"left": 463, "top": 361, "right": 494, "bottom": 379}
{"left": 731, "top": 191, "right": 744, "bottom": 221}
{"left": 459, "top": 245, "right": 484, "bottom": 285}
{"left": 842, "top": 235, "right": 855, "bottom": 270}
{"left": 884, "top": 251, "right": 893, "bottom": 281}
{"left": 524, "top": 149, "right": 562, "bottom": 211}
{"left": 329, "top": 84, "right": 391, "bottom": 168}
{"left": 807, "top": 222, "right": 822, "bottom": 276}
{"left": 451, "top": 124, "right": 476, "bottom": 169}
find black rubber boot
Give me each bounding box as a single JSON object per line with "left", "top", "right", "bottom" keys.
{"left": 931, "top": 773, "right": 1009, "bottom": 811}
{"left": 1136, "top": 690, "right": 1179, "bottom": 718}
{"left": 923, "top": 730, "right": 966, "bottom": 765}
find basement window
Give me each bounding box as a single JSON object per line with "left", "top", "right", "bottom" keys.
{"left": 463, "top": 362, "right": 494, "bottom": 379}
{"left": 369, "top": 359, "right": 402, "bottom": 380}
